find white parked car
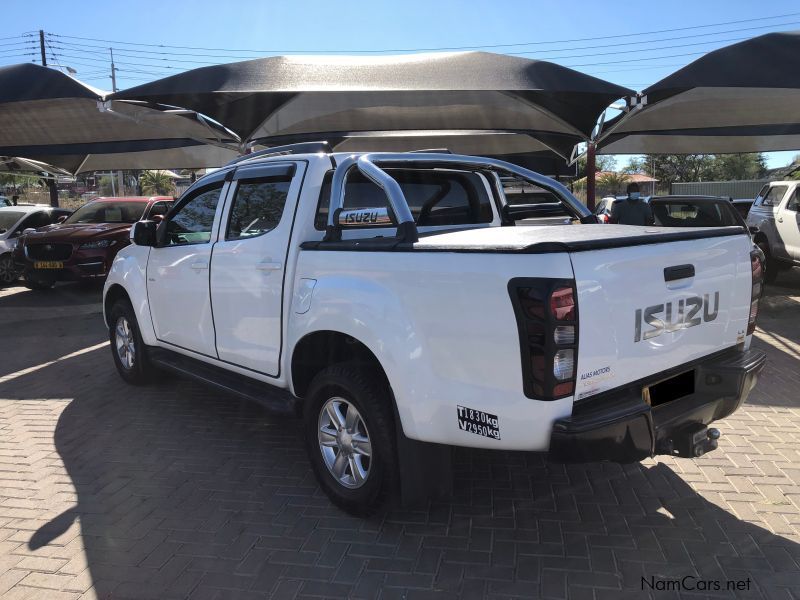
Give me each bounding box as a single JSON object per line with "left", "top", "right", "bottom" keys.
{"left": 103, "top": 146, "right": 766, "bottom": 514}
{"left": 746, "top": 181, "right": 800, "bottom": 282}
{"left": 0, "top": 205, "right": 71, "bottom": 285}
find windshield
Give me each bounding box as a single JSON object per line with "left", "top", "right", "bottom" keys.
{"left": 64, "top": 201, "right": 147, "bottom": 224}
{"left": 0, "top": 211, "right": 25, "bottom": 233}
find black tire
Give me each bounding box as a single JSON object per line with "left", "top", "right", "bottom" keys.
{"left": 108, "top": 298, "right": 156, "bottom": 385}
{"left": 303, "top": 364, "right": 397, "bottom": 515}
{"left": 0, "top": 254, "right": 19, "bottom": 287}
{"left": 756, "top": 241, "right": 779, "bottom": 284}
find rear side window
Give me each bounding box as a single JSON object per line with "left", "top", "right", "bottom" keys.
{"left": 786, "top": 188, "right": 799, "bottom": 212}
{"left": 226, "top": 177, "right": 291, "bottom": 240}
{"left": 315, "top": 169, "right": 494, "bottom": 229}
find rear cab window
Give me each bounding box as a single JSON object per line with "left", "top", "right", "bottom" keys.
{"left": 314, "top": 168, "right": 497, "bottom": 230}
{"left": 652, "top": 201, "right": 740, "bottom": 227}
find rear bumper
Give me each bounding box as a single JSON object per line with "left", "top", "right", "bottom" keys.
{"left": 548, "top": 348, "right": 766, "bottom": 463}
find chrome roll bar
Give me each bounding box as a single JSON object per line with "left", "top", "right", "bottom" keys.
{"left": 325, "top": 152, "right": 591, "bottom": 242}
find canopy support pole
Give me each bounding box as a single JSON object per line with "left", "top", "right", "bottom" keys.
{"left": 46, "top": 179, "right": 58, "bottom": 207}
{"left": 586, "top": 142, "right": 596, "bottom": 211}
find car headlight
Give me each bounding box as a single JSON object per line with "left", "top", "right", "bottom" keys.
{"left": 79, "top": 239, "right": 116, "bottom": 249}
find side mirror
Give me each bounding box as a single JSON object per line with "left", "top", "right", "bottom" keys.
{"left": 748, "top": 226, "right": 759, "bottom": 235}
{"left": 56, "top": 215, "right": 68, "bottom": 224}
{"left": 22, "top": 228, "right": 36, "bottom": 235}
{"left": 130, "top": 220, "right": 158, "bottom": 247}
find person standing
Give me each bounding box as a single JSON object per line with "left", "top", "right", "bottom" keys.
{"left": 609, "top": 182, "right": 653, "bottom": 225}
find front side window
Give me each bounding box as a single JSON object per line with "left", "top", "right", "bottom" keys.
{"left": 164, "top": 184, "right": 223, "bottom": 246}
{"left": 226, "top": 177, "right": 291, "bottom": 240}
{"left": 64, "top": 201, "right": 148, "bottom": 224}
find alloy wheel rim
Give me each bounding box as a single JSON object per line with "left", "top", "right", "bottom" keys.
{"left": 114, "top": 316, "right": 136, "bottom": 370}
{"left": 0, "top": 256, "right": 16, "bottom": 284}
{"left": 317, "top": 397, "right": 372, "bottom": 489}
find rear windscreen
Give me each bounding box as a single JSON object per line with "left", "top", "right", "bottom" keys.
{"left": 652, "top": 201, "right": 740, "bottom": 228}
{"left": 315, "top": 168, "right": 494, "bottom": 229}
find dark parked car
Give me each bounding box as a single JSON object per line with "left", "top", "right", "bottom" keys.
{"left": 16, "top": 196, "right": 173, "bottom": 290}
{"left": 649, "top": 195, "right": 746, "bottom": 229}
{"left": 0, "top": 205, "right": 72, "bottom": 285}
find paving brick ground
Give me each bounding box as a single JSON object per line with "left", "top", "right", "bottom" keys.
{"left": 0, "top": 272, "right": 799, "bottom": 600}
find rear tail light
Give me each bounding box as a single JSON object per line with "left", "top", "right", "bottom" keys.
{"left": 509, "top": 278, "right": 579, "bottom": 400}
{"left": 748, "top": 249, "right": 764, "bottom": 335}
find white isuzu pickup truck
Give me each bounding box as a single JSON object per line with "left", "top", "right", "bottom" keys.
{"left": 103, "top": 144, "right": 766, "bottom": 513}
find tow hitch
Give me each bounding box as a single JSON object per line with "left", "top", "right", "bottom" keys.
{"left": 660, "top": 425, "right": 720, "bottom": 458}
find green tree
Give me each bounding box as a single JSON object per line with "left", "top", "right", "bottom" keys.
{"left": 644, "top": 154, "right": 716, "bottom": 186}
{"left": 709, "top": 153, "right": 766, "bottom": 180}
{"left": 140, "top": 171, "right": 176, "bottom": 196}
{"left": 576, "top": 154, "right": 616, "bottom": 176}
{"left": 620, "top": 157, "right": 646, "bottom": 175}
{"left": 596, "top": 172, "right": 630, "bottom": 195}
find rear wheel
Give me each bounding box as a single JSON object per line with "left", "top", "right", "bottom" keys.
{"left": 303, "top": 365, "right": 397, "bottom": 515}
{"left": 0, "top": 254, "right": 19, "bottom": 286}
{"left": 756, "top": 241, "right": 779, "bottom": 284}
{"left": 108, "top": 299, "right": 156, "bottom": 384}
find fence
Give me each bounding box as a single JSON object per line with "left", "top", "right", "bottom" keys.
{"left": 670, "top": 180, "right": 767, "bottom": 200}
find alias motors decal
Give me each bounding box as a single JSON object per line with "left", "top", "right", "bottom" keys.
{"left": 634, "top": 292, "right": 719, "bottom": 343}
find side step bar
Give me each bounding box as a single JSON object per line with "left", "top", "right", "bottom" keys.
{"left": 148, "top": 347, "right": 299, "bottom": 416}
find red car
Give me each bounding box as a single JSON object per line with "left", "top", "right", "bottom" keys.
{"left": 16, "top": 196, "right": 173, "bottom": 289}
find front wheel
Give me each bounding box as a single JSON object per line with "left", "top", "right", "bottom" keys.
{"left": 108, "top": 299, "right": 156, "bottom": 384}
{"left": 0, "top": 254, "right": 19, "bottom": 286}
{"left": 303, "top": 365, "right": 397, "bottom": 515}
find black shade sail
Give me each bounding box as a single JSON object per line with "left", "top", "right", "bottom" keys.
{"left": 0, "top": 63, "right": 240, "bottom": 162}
{"left": 0, "top": 156, "right": 71, "bottom": 177}
{"left": 22, "top": 142, "right": 240, "bottom": 175}
{"left": 597, "top": 31, "right": 800, "bottom": 154}
{"left": 113, "top": 52, "right": 632, "bottom": 159}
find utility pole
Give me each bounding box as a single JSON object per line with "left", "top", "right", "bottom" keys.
{"left": 109, "top": 48, "right": 117, "bottom": 92}
{"left": 39, "top": 30, "right": 47, "bottom": 66}
{"left": 109, "top": 47, "right": 122, "bottom": 196}
{"left": 586, "top": 142, "right": 597, "bottom": 211}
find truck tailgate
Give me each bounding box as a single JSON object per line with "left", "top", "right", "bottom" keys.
{"left": 571, "top": 234, "right": 753, "bottom": 400}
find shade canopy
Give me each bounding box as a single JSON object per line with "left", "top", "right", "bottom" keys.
{"left": 0, "top": 156, "right": 71, "bottom": 177}
{"left": 0, "top": 63, "right": 239, "bottom": 161}
{"left": 23, "top": 142, "right": 240, "bottom": 175}
{"left": 597, "top": 31, "right": 800, "bottom": 154}
{"left": 113, "top": 52, "right": 632, "bottom": 159}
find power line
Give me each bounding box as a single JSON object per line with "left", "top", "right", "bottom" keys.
{"left": 48, "top": 11, "right": 800, "bottom": 54}
{"left": 48, "top": 19, "right": 800, "bottom": 60}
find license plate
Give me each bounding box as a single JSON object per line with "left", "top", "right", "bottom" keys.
{"left": 34, "top": 261, "right": 63, "bottom": 269}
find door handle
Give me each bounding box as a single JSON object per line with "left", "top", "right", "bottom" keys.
{"left": 190, "top": 261, "right": 209, "bottom": 270}
{"left": 256, "top": 260, "right": 283, "bottom": 271}
{"left": 777, "top": 216, "right": 784, "bottom": 223}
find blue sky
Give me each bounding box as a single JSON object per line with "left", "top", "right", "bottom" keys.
{"left": 2, "top": 0, "right": 799, "bottom": 169}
